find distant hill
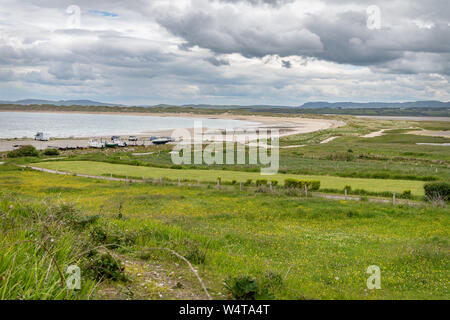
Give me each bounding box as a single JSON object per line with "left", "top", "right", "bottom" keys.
{"left": 0, "top": 99, "right": 124, "bottom": 107}
{"left": 1, "top": 99, "right": 449, "bottom": 110}
{"left": 300, "top": 101, "right": 450, "bottom": 109}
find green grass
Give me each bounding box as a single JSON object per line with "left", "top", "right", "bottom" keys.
{"left": 33, "top": 161, "right": 427, "bottom": 196}
{"left": 0, "top": 168, "right": 448, "bottom": 299}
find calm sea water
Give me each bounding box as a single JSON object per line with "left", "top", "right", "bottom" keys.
{"left": 0, "top": 112, "right": 258, "bottom": 139}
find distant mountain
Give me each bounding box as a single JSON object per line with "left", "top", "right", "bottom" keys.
{"left": 300, "top": 101, "right": 450, "bottom": 109}
{"left": 0, "top": 99, "right": 124, "bottom": 107}
{"left": 1, "top": 99, "right": 449, "bottom": 109}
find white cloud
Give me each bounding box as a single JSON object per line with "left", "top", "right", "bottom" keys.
{"left": 0, "top": 0, "right": 449, "bottom": 105}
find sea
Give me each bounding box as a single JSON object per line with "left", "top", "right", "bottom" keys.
{"left": 0, "top": 111, "right": 259, "bottom": 139}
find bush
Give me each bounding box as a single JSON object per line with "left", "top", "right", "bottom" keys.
{"left": 401, "top": 190, "right": 412, "bottom": 199}
{"left": 344, "top": 185, "right": 352, "bottom": 192}
{"left": 424, "top": 182, "right": 450, "bottom": 202}
{"left": 7, "top": 145, "right": 39, "bottom": 158}
{"left": 244, "top": 179, "right": 253, "bottom": 186}
{"left": 271, "top": 180, "right": 278, "bottom": 187}
{"left": 309, "top": 180, "right": 320, "bottom": 191}
{"left": 224, "top": 272, "right": 282, "bottom": 300}
{"left": 42, "top": 148, "right": 59, "bottom": 156}
{"left": 284, "top": 179, "right": 320, "bottom": 191}
{"left": 82, "top": 252, "right": 126, "bottom": 281}
{"left": 284, "top": 178, "right": 299, "bottom": 188}
{"left": 256, "top": 179, "right": 268, "bottom": 186}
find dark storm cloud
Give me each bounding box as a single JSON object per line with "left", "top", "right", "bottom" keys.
{"left": 153, "top": 0, "right": 450, "bottom": 74}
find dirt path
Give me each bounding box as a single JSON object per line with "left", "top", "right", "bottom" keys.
{"left": 96, "top": 251, "right": 211, "bottom": 300}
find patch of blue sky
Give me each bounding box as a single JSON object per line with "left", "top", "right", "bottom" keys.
{"left": 88, "top": 10, "right": 118, "bottom": 17}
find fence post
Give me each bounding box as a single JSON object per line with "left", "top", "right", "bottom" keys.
{"left": 110, "top": 173, "right": 112, "bottom": 179}
{"left": 240, "top": 182, "right": 243, "bottom": 191}
{"left": 305, "top": 185, "right": 308, "bottom": 198}
{"left": 269, "top": 181, "right": 273, "bottom": 192}
{"left": 345, "top": 189, "right": 347, "bottom": 200}
{"left": 178, "top": 178, "right": 181, "bottom": 186}
{"left": 217, "top": 179, "right": 220, "bottom": 189}
{"left": 160, "top": 177, "right": 162, "bottom": 184}
{"left": 393, "top": 192, "right": 396, "bottom": 206}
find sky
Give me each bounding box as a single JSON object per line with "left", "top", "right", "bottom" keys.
{"left": 0, "top": 0, "right": 449, "bottom": 106}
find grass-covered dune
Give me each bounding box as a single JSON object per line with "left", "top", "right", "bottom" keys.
{"left": 34, "top": 161, "right": 427, "bottom": 196}
{"left": 1, "top": 165, "right": 448, "bottom": 299}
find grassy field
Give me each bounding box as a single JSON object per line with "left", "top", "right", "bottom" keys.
{"left": 0, "top": 165, "right": 448, "bottom": 299}
{"left": 33, "top": 161, "right": 427, "bottom": 196}
{"left": 36, "top": 117, "right": 449, "bottom": 183}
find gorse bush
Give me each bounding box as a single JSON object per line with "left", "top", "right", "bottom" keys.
{"left": 7, "top": 145, "right": 39, "bottom": 158}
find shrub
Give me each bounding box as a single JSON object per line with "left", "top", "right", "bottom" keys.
{"left": 244, "top": 179, "right": 253, "bottom": 186}
{"left": 401, "top": 190, "right": 412, "bottom": 199}
{"left": 256, "top": 179, "right": 268, "bottom": 186}
{"left": 284, "top": 178, "right": 298, "bottom": 188}
{"left": 309, "top": 180, "right": 320, "bottom": 191}
{"left": 224, "top": 275, "right": 258, "bottom": 300}
{"left": 284, "top": 179, "right": 320, "bottom": 190}
{"left": 42, "top": 148, "right": 59, "bottom": 156}
{"left": 224, "top": 272, "right": 281, "bottom": 300}
{"left": 344, "top": 185, "right": 352, "bottom": 192}
{"left": 424, "top": 182, "right": 450, "bottom": 202}
{"left": 231, "top": 180, "right": 237, "bottom": 185}
{"left": 82, "top": 252, "right": 126, "bottom": 281}
{"left": 7, "top": 145, "right": 39, "bottom": 158}
{"left": 271, "top": 180, "right": 278, "bottom": 187}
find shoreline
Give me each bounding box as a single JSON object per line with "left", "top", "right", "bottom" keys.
{"left": 0, "top": 110, "right": 345, "bottom": 152}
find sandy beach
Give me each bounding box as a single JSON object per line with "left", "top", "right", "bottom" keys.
{"left": 0, "top": 111, "right": 344, "bottom": 152}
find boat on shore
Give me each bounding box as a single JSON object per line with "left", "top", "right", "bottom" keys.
{"left": 106, "top": 136, "right": 127, "bottom": 148}
{"left": 150, "top": 136, "right": 173, "bottom": 145}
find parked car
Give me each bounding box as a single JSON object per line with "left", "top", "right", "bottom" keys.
{"left": 128, "top": 136, "right": 138, "bottom": 142}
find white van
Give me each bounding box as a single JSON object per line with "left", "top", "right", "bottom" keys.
{"left": 34, "top": 132, "right": 50, "bottom": 141}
